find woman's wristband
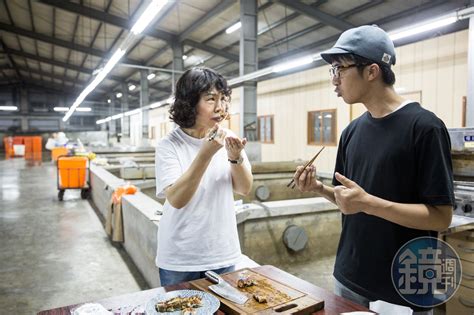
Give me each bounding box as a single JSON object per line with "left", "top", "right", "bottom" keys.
{"left": 228, "top": 155, "right": 243, "bottom": 165}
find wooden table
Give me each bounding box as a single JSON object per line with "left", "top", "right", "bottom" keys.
{"left": 37, "top": 265, "right": 371, "bottom": 315}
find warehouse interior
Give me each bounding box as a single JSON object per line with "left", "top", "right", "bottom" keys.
{"left": 1, "top": 0, "right": 474, "bottom": 314}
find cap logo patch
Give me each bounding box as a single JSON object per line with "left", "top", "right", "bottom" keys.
{"left": 382, "top": 53, "right": 391, "bottom": 64}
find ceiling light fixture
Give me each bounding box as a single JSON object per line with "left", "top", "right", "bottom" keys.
{"left": 53, "top": 107, "right": 69, "bottom": 112}
{"left": 147, "top": 73, "right": 156, "bottom": 80}
{"left": 0, "top": 106, "right": 17, "bottom": 111}
{"left": 75, "top": 107, "right": 92, "bottom": 112}
{"left": 128, "top": 84, "right": 136, "bottom": 91}
{"left": 130, "top": 0, "right": 169, "bottom": 35}
{"left": 389, "top": 6, "right": 474, "bottom": 41}
{"left": 226, "top": 21, "right": 241, "bottom": 34}
{"left": 124, "top": 108, "right": 142, "bottom": 116}
{"left": 389, "top": 16, "right": 458, "bottom": 41}
{"left": 272, "top": 56, "right": 316, "bottom": 73}
{"left": 116, "top": 92, "right": 123, "bottom": 98}
{"left": 64, "top": 0, "right": 169, "bottom": 122}
{"left": 111, "top": 113, "right": 124, "bottom": 120}
{"left": 63, "top": 48, "right": 126, "bottom": 121}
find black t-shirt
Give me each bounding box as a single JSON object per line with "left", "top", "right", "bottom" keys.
{"left": 332, "top": 102, "right": 455, "bottom": 309}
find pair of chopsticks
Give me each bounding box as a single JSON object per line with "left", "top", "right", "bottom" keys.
{"left": 287, "top": 146, "right": 325, "bottom": 189}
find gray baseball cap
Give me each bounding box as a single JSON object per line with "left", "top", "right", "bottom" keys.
{"left": 320, "top": 25, "right": 396, "bottom": 66}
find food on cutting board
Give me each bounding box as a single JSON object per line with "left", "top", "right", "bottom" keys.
{"left": 237, "top": 270, "right": 257, "bottom": 288}
{"left": 237, "top": 278, "right": 257, "bottom": 288}
{"left": 155, "top": 295, "right": 202, "bottom": 313}
{"left": 253, "top": 293, "right": 268, "bottom": 303}
{"left": 236, "top": 272, "right": 292, "bottom": 305}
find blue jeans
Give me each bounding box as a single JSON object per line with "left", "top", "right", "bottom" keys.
{"left": 159, "top": 265, "right": 235, "bottom": 287}
{"left": 334, "top": 278, "right": 433, "bottom": 315}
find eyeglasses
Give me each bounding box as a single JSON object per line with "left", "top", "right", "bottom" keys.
{"left": 329, "top": 64, "right": 368, "bottom": 79}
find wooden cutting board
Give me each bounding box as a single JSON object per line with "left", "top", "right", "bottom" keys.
{"left": 190, "top": 268, "right": 324, "bottom": 314}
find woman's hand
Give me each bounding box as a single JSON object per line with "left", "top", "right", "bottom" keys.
{"left": 200, "top": 124, "right": 226, "bottom": 158}
{"left": 225, "top": 136, "right": 247, "bottom": 160}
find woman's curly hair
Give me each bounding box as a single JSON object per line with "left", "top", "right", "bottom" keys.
{"left": 169, "top": 67, "right": 232, "bottom": 128}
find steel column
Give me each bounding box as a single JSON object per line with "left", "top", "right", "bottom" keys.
{"left": 140, "top": 69, "right": 149, "bottom": 140}
{"left": 121, "top": 83, "right": 130, "bottom": 137}
{"left": 467, "top": 8, "right": 474, "bottom": 127}
{"left": 171, "top": 41, "right": 184, "bottom": 91}
{"left": 239, "top": 0, "right": 260, "bottom": 161}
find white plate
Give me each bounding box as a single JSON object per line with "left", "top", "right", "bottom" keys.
{"left": 145, "top": 289, "right": 220, "bottom": 315}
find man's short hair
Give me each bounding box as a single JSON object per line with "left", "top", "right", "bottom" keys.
{"left": 169, "top": 67, "right": 231, "bottom": 128}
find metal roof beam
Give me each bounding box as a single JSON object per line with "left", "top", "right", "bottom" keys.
{"left": 178, "top": 0, "right": 235, "bottom": 42}
{"left": 0, "top": 22, "right": 143, "bottom": 64}
{"left": 260, "top": 0, "right": 384, "bottom": 52}
{"left": 276, "top": 0, "right": 354, "bottom": 31}
{"left": 259, "top": 0, "right": 454, "bottom": 68}
{"left": 14, "top": 66, "right": 107, "bottom": 90}
{"left": 0, "top": 39, "right": 22, "bottom": 79}
{"left": 0, "top": 22, "right": 101, "bottom": 58}
{"left": 1, "top": 47, "right": 126, "bottom": 83}
{"left": 183, "top": 39, "right": 239, "bottom": 61}
{"left": 38, "top": 0, "right": 176, "bottom": 43}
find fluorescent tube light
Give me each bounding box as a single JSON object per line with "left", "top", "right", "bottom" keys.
{"left": 389, "top": 16, "right": 457, "bottom": 41}
{"left": 272, "top": 56, "right": 315, "bottom": 73}
{"left": 147, "top": 73, "right": 156, "bottom": 80}
{"left": 76, "top": 107, "right": 91, "bottom": 112}
{"left": 149, "top": 101, "right": 164, "bottom": 109}
{"left": 54, "top": 107, "right": 69, "bottom": 112}
{"left": 63, "top": 48, "right": 126, "bottom": 122}
{"left": 124, "top": 108, "right": 142, "bottom": 116}
{"left": 111, "top": 113, "right": 124, "bottom": 120}
{"left": 96, "top": 117, "right": 112, "bottom": 124}
{"left": 128, "top": 84, "right": 136, "bottom": 91}
{"left": 226, "top": 21, "right": 241, "bottom": 34}
{"left": 130, "top": 0, "right": 169, "bottom": 35}
{"left": 0, "top": 105, "right": 18, "bottom": 111}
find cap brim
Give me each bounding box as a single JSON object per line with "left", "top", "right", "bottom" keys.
{"left": 320, "top": 47, "right": 350, "bottom": 64}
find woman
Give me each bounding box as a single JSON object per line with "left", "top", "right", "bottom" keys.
{"left": 154, "top": 67, "right": 253, "bottom": 286}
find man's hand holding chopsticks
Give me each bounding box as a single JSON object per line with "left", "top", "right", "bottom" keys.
{"left": 294, "top": 165, "right": 323, "bottom": 193}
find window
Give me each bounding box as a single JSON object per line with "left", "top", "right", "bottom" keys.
{"left": 257, "top": 115, "right": 274, "bottom": 143}
{"left": 308, "top": 109, "right": 337, "bottom": 145}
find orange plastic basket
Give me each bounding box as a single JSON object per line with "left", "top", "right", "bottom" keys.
{"left": 58, "top": 157, "right": 88, "bottom": 188}
{"left": 51, "top": 147, "right": 68, "bottom": 161}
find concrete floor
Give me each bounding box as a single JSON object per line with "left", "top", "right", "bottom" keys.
{"left": 0, "top": 158, "right": 148, "bottom": 315}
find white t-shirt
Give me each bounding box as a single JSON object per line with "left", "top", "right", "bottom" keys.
{"left": 154, "top": 127, "right": 251, "bottom": 271}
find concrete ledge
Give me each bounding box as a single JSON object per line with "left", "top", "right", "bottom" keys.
{"left": 121, "top": 193, "right": 162, "bottom": 288}
{"left": 90, "top": 164, "right": 339, "bottom": 288}
{"left": 90, "top": 164, "right": 126, "bottom": 219}
{"left": 236, "top": 197, "right": 337, "bottom": 224}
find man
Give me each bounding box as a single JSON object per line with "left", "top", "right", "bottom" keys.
{"left": 293, "top": 25, "right": 454, "bottom": 314}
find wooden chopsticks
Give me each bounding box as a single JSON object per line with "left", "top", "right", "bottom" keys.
{"left": 287, "top": 146, "right": 325, "bottom": 189}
